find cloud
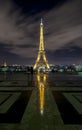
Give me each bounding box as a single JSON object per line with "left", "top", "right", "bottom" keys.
{"left": 45, "top": 25, "right": 82, "bottom": 51}
{"left": 10, "top": 46, "right": 36, "bottom": 58}
{"left": 0, "top": 0, "right": 39, "bottom": 58}
{"left": 47, "top": 44, "right": 82, "bottom": 64}
{"left": 41, "top": 0, "right": 82, "bottom": 50}
{"left": 0, "top": 0, "right": 82, "bottom": 64}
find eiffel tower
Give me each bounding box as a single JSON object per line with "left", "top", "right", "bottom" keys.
{"left": 33, "top": 19, "right": 50, "bottom": 70}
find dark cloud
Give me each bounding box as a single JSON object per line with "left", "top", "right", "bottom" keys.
{"left": 0, "top": 0, "right": 82, "bottom": 64}
{"left": 47, "top": 44, "right": 82, "bottom": 64}
{"left": 17, "top": 44, "right": 37, "bottom": 48}
{"left": 0, "top": 42, "right": 34, "bottom": 65}
{"left": 13, "top": 0, "right": 67, "bottom": 14}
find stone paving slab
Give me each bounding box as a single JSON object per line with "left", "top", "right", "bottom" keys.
{"left": 63, "top": 92, "right": 82, "bottom": 114}
{"left": 0, "top": 73, "right": 82, "bottom": 129}
{"left": 0, "top": 93, "right": 21, "bottom": 113}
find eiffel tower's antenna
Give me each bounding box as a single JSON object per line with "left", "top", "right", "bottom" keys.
{"left": 33, "top": 19, "right": 50, "bottom": 70}
{"left": 41, "top": 18, "right": 43, "bottom": 25}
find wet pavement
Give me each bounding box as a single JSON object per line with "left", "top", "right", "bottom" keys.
{"left": 0, "top": 72, "right": 82, "bottom": 130}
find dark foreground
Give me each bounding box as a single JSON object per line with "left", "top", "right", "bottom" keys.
{"left": 0, "top": 72, "right": 82, "bottom": 130}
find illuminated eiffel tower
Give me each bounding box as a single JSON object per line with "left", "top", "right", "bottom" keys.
{"left": 33, "top": 19, "right": 50, "bottom": 70}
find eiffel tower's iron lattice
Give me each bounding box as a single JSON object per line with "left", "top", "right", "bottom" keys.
{"left": 33, "top": 19, "right": 50, "bottom": 70}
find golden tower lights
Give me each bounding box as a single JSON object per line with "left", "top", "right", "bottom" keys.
{"left": 33, "top": 19, "right": 50, "bottom": 70}
{"left": 37, "top": 73, "right": 46, "bottom": 115}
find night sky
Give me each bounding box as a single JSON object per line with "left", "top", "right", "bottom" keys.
{"left": 0, "top": 0, "right": 82, "bottom": 65}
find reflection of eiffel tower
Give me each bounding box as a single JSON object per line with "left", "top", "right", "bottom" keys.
{"left": 33, "top": 19, "right": 50, "bottom": 70}
{"left": 37, "top": 73, "right": 46, "bottom": 115}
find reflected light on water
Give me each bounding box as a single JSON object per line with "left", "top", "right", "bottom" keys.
{"left": 37, "top": 73, "right": 46, "bottom": 115}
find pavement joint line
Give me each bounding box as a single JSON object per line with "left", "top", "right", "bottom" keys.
{"left": 0, "top": 92, "right": 21, "bottom": 113}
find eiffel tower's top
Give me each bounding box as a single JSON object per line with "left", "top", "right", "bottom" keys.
{"left": 40, "top": 18, "right": 43, "bottom": 26}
